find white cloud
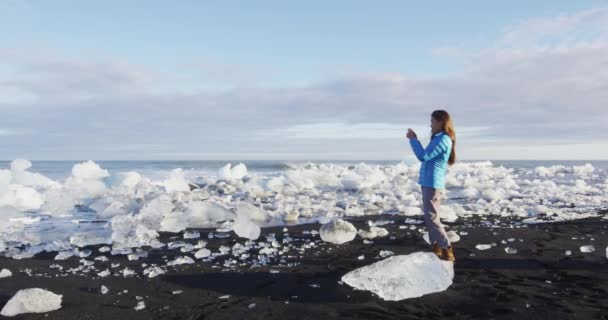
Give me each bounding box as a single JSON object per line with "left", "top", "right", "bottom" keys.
{"left": 1, "top": 7, "right": 608, "bottom": 159}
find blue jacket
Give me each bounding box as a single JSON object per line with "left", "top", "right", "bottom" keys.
{"left": 409, "top": 131, "right": 452, "bottom": 189}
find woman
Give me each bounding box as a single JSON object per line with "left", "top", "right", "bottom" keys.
{"left": 406, "top": 110, "right": 456, "bottom": 262}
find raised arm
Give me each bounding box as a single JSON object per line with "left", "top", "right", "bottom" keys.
{"left": 409, "top": 135, "right": 451, "bottom": 162}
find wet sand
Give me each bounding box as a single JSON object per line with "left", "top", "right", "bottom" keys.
{"left": 1, "top": 211, "right": 607, "bottom": 320}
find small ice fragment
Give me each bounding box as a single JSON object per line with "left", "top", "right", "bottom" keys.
{"left": 446, "top": 231, "right": 460, "bottom": 243}
{"left": 248, "top": 303, "right": 256, "bottom": 309}
{"left": 172, "top": 290, "right": 182, "bottom": 295}
{"left": 565, "top": 250, "right": 572, "bottom": 256}
{"left": 504, "top": 247, "right": 518, "bottom": 254}
{"left": 194, "top": 248, "right": 211, "bottom": 259}
{"left": 219, "top": 295, "right": 230, "bottom": 300}
{"left": 320, "top": 219, "right": 357, "bottom": 244}
{"left": 358, "top": 255, "right": 365, "bottom": 260}
{"left": 97, "top": 269, "right": 111, "bottom": 278}
{"left": 134, "top": 301, "right": 145, "bottom": 311}
{"left": 183, "top": 231, "right": 200, "bottom": 239}
{"left": 167, "top": 256, "right": 195, "bottom": 266}
{"left": 357, "top": 226, "right": 389, "bottom": 239}
{"left": 143, "top": 266, "right": 166, "bottom": 278}
{"left": 0, "top": 288, "right": 62, "bottom": 317}
{"left": 0, "top": 269, "right": 12, "bottom": 278}
{"left": 54, "top": 251, "right": 75, "bottom": 260}
{"left": 580, "top": 245, "right": 595, "bottom": 253}
{"left": 379, "top": 250, "right": 394, "bottom": 258}
{"left": 476, "top": 244, "right": 492, "bottom": 251}
{"left": 100, "top": 285, "right": 109, "bottom": 294}
{"left": 121, "top": 268, "right": 136, "bottom": 277}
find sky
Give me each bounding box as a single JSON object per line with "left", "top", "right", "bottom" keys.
{"left": 1, "top": 0, "right": 608, "bottom": 160}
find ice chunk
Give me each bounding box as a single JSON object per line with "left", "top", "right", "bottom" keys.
{"left": 218, "top": 163, "right": 232, "bottom": 181}
{"left": 230, "top": 163, "right": 248, "bottom": 180}
{"left": 10, "top": 159, "right": 31, "bottom": 171}
{"left": 320, "top": 219, "right": 357, "bottom": 245}
{"left": 0, "top": 185, "right": 44, "bottom": 211}
{"left": 379, "top": 250, "right": 394, "bottom": 258}
{"left": 446, "top": 231, "right": 460, "bottom": 243}
{"left": 218, "top": 163, "right": 248, "bottom": 181}
{"left": 160, "top": 210, "right": 190, "bottom": 233}
{"left": 183, "top": 231, "right": 200, "bottom": 239}
{"left": 481, "top": 188, "right": 506, "bottom": 202}
{"left": 116, "top": 171, "right": 142, "bottom": 189}
{"left": 1, "top": 288, "right": 62, "bottom": 317}
{"left": 504, "top": 247, "right": 518, "bottom": 254}
{"left": 340, "top": 172, "right": 365, "bottom": 190}
{"left": 357, "top": 226, "right": 389, "bottom": 239}
{"left": 97, "top": 270, "right": 111, "bottom": 278}
{"left": 70, "top": 232, "right": 111, "bottom": 247}
{"left": 475, "top": 244, "right": 492, "bottom": 250}
{"left": 0, "top": 269, "right": 12, "bottom": 278}
{"left": 111, "top": 215, "right": 159, "bottom": 248}
{"left": 71, "top": 160, "right": 109, "bottom": 180}
{"left": 368, "top": 220, "right": 393, "bottom": 227}
{"left": 0, "top": 170, "right": 10, "bottom": 194}
{"left": 167, "top": 256, "right": 195, "bottom": 266}
{"left": 134, "top": 301, "right": 145, "bottom": 311}
{"left": 461, "top": 187, "right": 479, "bottom": 198}
{"left": 143, "top": 266, "right": 166, "bottom": 278}
{"left": 8, "top": 159, "right": 58, "bottom": 188}
{"left": 138, "top": 194, "right": 174, "bottom": 229}
{"left": 194, "top": 248, "right": 211, "bottom": 259}
{"left": 236, "top": 202, "right": 268, "bottom": 221}
{"left": 580, "top": 245, "right": 595, "bottom": 253}
{"left": 88, "top": 197, "right": 130, "bottom": 218}
{"left": 233, "top": 205, "right": 261, "bottom": 240}
{"left": 64, "top": 161, "right": 109, "bottom": 199}
{"left": 342, "top": 252, "right": 453, "bottom": 301}
{"left": 40, "top": 189, "right": 77, "bottom": 216}
{"left": 163, "top": 168, "right": 190, "bottom": 193}
{"left": 573, "top": 163, "right": 594, "bottom": 176}
{"left": 100, "top": 285, "right": 109, "bottom": 294}
{"left": 187, "top": 201, "right": 235, "bottom": 227}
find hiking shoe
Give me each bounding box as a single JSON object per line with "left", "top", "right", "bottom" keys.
{"left": 441, "top": 245, "right": 456, "bottom": 262}
{"left": 431, "top": 243, "right": 442, "bottom": 258}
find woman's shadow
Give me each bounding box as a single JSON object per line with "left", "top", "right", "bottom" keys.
{"left": 163, "top": 270, "right": 367, "bottom": 303}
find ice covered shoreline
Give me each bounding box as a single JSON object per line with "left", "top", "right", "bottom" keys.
{"left": 0, "top": 159, "right": 607, "bottom": 260}
{"left": 1, "top": 213, "right": 606, "bottom": 319}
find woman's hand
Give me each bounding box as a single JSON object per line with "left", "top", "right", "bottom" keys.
{"left": 406, "top": 128, "right": 417, "bottom": 140}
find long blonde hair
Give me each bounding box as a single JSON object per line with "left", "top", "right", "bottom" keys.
{"left": 431, "top": 110, "right": 456, "bottom": 165}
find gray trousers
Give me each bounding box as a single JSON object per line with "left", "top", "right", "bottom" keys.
{"left": 421, "top": 186, "right": 451, "bottom": 248}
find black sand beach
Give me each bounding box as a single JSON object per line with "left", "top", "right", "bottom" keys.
{"left": 1, "top": 211, "right": 607, "bottom": 320}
